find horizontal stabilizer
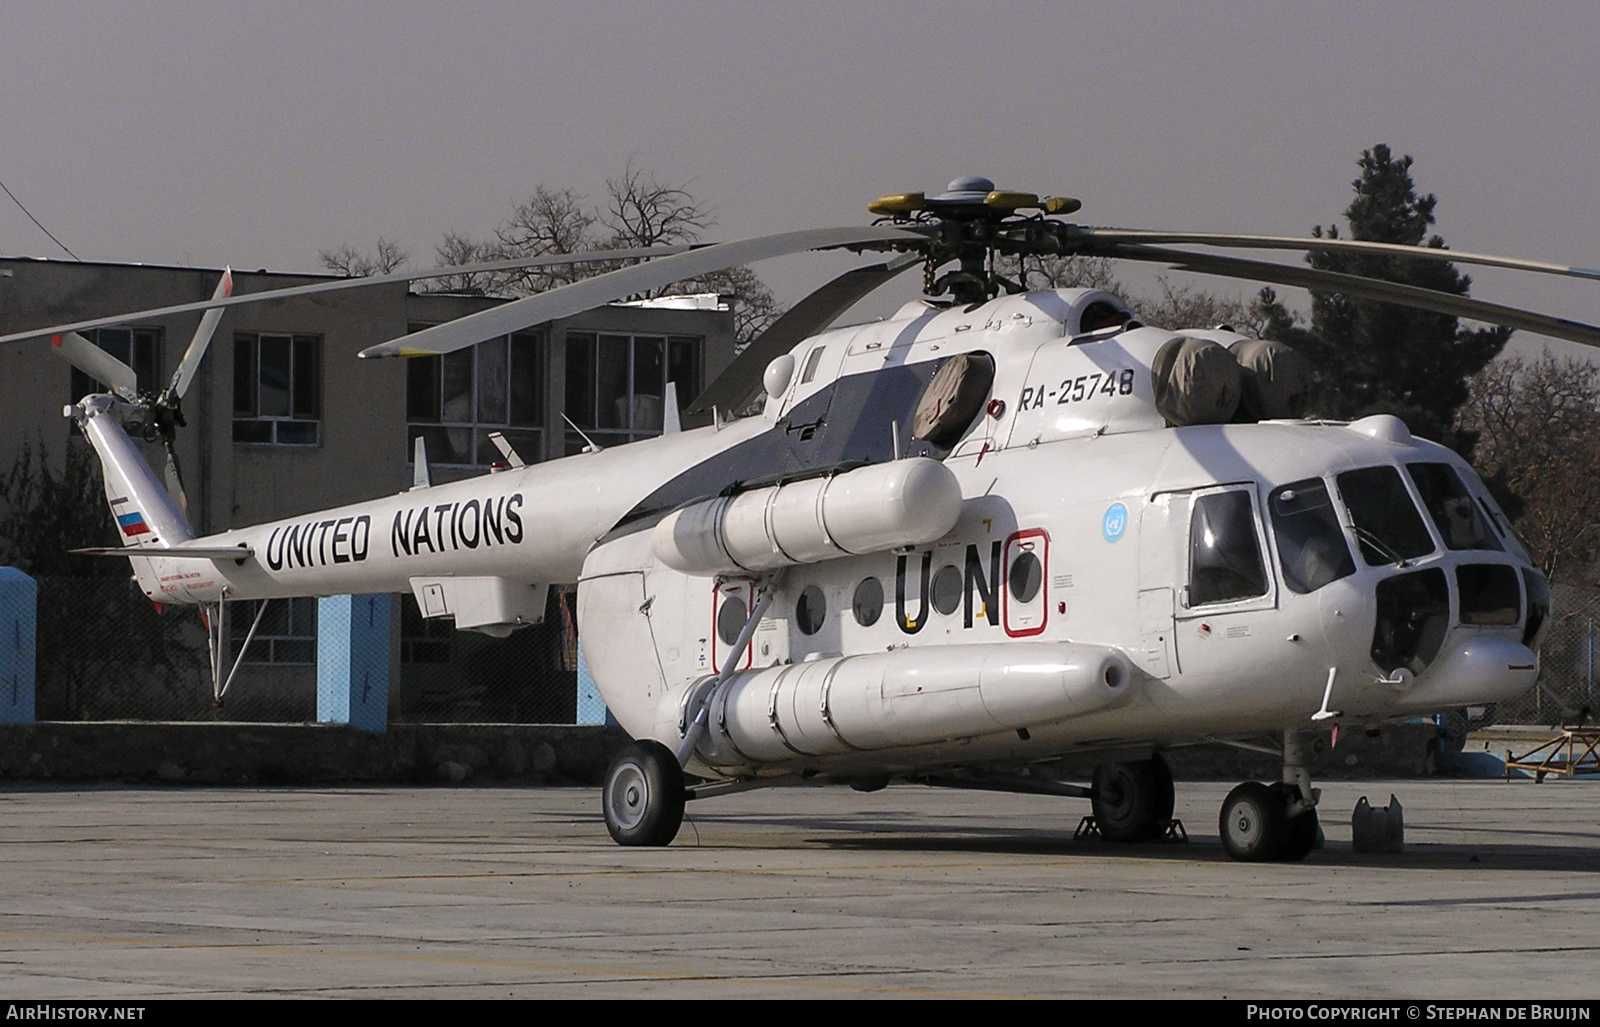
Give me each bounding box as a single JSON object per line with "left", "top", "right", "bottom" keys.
{"left": 71, "top": 543, "right": 254, "bottom": 562}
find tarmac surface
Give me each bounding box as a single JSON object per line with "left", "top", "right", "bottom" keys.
{"left": 1, "top": 778, "right": 1597, "bottom": 999}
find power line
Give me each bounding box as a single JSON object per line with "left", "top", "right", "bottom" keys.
{"left": 0, "top": 175, "right": 80, "bottom": 260}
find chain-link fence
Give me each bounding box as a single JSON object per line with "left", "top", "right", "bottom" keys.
{"left": 30, "top": 576, "right": 578, "bottom": 723}
{"left": 1500, "top": 583, "right": 1599, "bottom": 727}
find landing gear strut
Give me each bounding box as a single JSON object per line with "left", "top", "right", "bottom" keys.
{"left": 1218, "top": 730, "right": 1320, "bottom": 862}
{"left": 602, "top": 740, "right": 686, "bottom": 846}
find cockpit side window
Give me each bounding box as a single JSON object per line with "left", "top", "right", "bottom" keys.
{"left": 1269, "top": 478, "right": 1356, "bottom": 594}
{"left": 1189, "top": 489, "right": 1269, "bottom": 606}
{"left": 1335, "top": 466, "right": 1436, "bottom": 565}
{"left": 1406, "top": 463, "right": 1503, "bottom": 552}
{"left": 800, "top": 346, "right": 826, "bottom": 385}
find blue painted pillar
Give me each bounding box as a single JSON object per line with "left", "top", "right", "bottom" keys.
{"left": 317, "top": 593, "right": 391, "bottom": 732}
{"left": 575, "top": 642, "right": 611, "bottom": 726}
{"left": 0, "top": 568, "right": 35, "bottom": 724}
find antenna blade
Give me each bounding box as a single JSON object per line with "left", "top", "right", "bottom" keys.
{"left": 1107, "top": 243, "right": 1600, "bottom": 349}
{"left": 51, "top": 332, "right": 138, "bottom": 400}
{"left": 686, "top": 253, "right": 920, "bottom": 417}
{"left": 358, "top": 226, "right": 930, "bottom": 359}
{"left": 0, "top": 246, "right": 699, "bottom": 347}
{"left": 1077, "top": 229, "right": 1600, "bottom": 283}
{"left": 487, "top": 430, "right": 526, "bottom": 467}
{"left": 412, "top": 435, "right": 431, "bottom": 488}
{"left": 165, "top": 267, "right": 233, "bottom": 403}
{"left": 662, "top": 382, "right": 682, "bottom": 434}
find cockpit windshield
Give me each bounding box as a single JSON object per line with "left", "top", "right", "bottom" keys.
{"left": 1335, "top": 466, "right": 1436, "bottom": 565}
{"left": 1406, "top": 463, "right": 1503, "bottom": 552}
{"left": 1269, "top": 478, "right": 1356, "bottom": 594}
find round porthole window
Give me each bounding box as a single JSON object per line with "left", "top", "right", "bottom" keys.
{"left": 716, "top": 594, "right": 748, "bottom": 647}
{"left": 852, "top": 577, "right": 884, "bottom": 627}
{"left": 1009, "top": 550, "right": 1042, "bottom": 604}
{"left": 796, "top": 585, "right": 827, "bottom": 635}
{"left": 931, "top": 564, "right": 963, "bottom": 616}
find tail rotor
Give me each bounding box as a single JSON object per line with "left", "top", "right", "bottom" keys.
{"left": 50, "top": 266, "right": 233, "bottom": 523}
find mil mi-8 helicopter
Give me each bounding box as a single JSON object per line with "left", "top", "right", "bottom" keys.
{"left": 5, "top": 175, "right": 1595, "bottom": 861}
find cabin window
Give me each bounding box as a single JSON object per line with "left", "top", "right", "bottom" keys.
{"left": 930, "top": 564, "right": 963, "bottom": 616}
{"left": 1406, "top": 463, "right": 1503, "bottom": 552}
{"left": 1269, "top": 478, "right": 1355, "bottom": 594}
{"left": 406, "top": 328, "right": 544, "bottom": 467}
{"left": 795, "top": 585, "right": 827, "bottom": 635}
{"left": 852, "top": 577, "right": 884, "bottom": 627}
{"left": 1335, "top": 466, "right": 1436, "bottom": 565}
{"left": 233, "top": 333, "right": 321, "bottom": 446}
{"left": 1188, "top": 489, "right": 1269, "bottom": 606}
{"left": 564, "top": 332, "right": 700, "bottom": 453}
{"left": 716, "top": 593, "right": 748, "bottom": 647}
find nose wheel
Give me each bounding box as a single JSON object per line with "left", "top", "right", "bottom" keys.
{"left": 1218, "top": 729, "right": 1324, "bottom": 862}
{"left": 603, "top": 740, "right": 686, "bottom": 846}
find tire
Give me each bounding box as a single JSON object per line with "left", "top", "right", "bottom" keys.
{"left": 1268, "top": 781, "right": 1319, "bottom": 862}
{"left": 602, "top": 740, "right": 686, "bottom": 847}
{"left": 1219, "top": 781, "right": 1286, "bottom": 862}
{"left": 1149, "top": 752, "right": 1176, "bottom": 825}
{"left": 1279, "top": 808, "right": 1319, "bottom": 862}
{"left": 1092, "top": 760, "right": 1166, "bottom": 842}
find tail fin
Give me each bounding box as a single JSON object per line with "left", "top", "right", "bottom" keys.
{"left": 71, "top": 395, "right": 195, "bottom": 595}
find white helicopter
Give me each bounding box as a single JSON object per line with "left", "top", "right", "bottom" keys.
{"left": 5, "top": 175, "right": 1594, "bottom": 861}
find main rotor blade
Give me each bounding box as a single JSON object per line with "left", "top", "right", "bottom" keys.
{"left": 1103, "top": 243, "right": 1600, "bottom": 349}
{"left": 0, "top": 245, "right": 696, "bottom": 347}
{"left": 51, "top": 332, "right": 138, "bottom": 401}
{"left": 163, "top": 266, "right": 233, "bottom": 404}
{"left": 359, "top": 226, "right": 931, "bottom": 359}
{"left": 1075, "top": 228, "right": 1600, "bottom": 282}
{"left": 685, "top": 253, "right": 922, "bottom": 417}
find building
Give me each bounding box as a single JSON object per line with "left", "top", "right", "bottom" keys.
{"left": 0, "top": 256, "right": 736, "bottom": 722}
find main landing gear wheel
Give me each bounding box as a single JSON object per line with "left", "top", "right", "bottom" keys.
{"left": 1219, "top": 781, "right": 1286, "bottom": 862}
{"left": 603, "top": 740, "right": 686, "bottom": 847}
{"left": 1271, "top": 782, "right": 1319, "bottom": 862}
{"left": 1091, "top": 755, "right": 1174, "bottom": 842}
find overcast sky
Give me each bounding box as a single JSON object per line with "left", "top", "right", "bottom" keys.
{"left": 3, "top": 1, "right": 1598, "bottom": 355}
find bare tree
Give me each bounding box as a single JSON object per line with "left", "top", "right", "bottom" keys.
{"left": 601, "top": 157, "right": 713, "bottom": 250}
{"left": 1458, "top": 354, "right": 1600, "bottom": 581}
{"left": 1133, "top": 276, "right": 1276, "bottom": 338}
{"left": 1008, "top": 253, "right": 1123, "bottom": 293}
{"left": 317, "top": 236, "right": 410, "bottom": 277}
{"left": 428, "top": 231, "right": 505, "bottom": 295}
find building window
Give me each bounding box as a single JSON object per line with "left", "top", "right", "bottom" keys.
{"left": 564, "top": 333, "right": 700, "bottom": 453}
{"left": 406, "top": 329, "right": 544, "bottom": 467}
{"left": 230, "top": 597, "right": 317, "bottom": 665}
{"left": 233, "top": 333, "right": 321, "bottom": 445}
{"left": 69, "top": 327, "right": 161, "bottom": 401}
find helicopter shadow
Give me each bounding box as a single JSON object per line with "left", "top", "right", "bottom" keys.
{"left": 679, "top": 808, "right": 1600, "bottom": 870}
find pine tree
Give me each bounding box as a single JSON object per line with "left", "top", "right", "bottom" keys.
{"left": 1262, "top": 145, "right": 1510, "bottom": 451}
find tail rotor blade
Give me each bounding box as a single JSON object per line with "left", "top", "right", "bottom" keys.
{"left": 164, "top": 267, "right": 233, "bottom": 404}
{"left": 51, "top": 332, "right": 139, "bottom": 401}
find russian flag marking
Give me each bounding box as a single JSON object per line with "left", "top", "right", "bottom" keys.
{"left": 117, "top": 511, "right": 152, "bottom": 537}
